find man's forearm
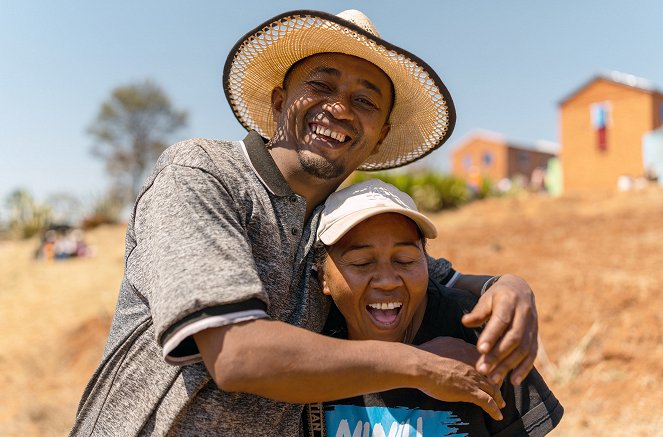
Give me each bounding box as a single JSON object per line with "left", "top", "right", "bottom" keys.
{"left": 193, "top": 317, "right": 503, "bottom": 421}
{"left": 194, "top": 318, "right": 425, "bottom": 403}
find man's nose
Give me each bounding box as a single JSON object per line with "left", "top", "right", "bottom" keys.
{"left": 322, "top": 94, "right": 354, "bottom": 121}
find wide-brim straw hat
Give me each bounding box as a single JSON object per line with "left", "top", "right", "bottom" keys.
{"left": 223, "top": 9, "right": 456, "bottom": 171}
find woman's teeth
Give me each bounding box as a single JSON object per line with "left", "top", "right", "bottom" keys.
{"left": 367, "top": 302, "right": 403, "bottom": 310}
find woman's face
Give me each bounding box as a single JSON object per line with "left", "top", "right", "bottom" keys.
{"left": 322, "top": 213, "right": 429, "bottom": 342}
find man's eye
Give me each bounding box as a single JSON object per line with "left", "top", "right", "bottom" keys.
{"left": 355, "top": 97, "right": 377, "bottom": 109}
{"left": 308, "top": 81, "right": 332, "bottom": 92}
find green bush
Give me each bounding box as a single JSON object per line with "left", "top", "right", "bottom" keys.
{"left": 475, "top": 177, "right": 495, "bottom": 200}
{"left": 347, "top": 171, "right": 470, "bottom": 212}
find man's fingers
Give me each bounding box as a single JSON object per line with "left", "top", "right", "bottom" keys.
{"left": 483, "top": 323, "right": 537, "bottom": 383}
{"left": 461, "top": 294, "right": 492, "bottom": 328}
{"left": 509, "top": 340, "right": 538, "bottom": 385}
{"left": 472, "top": 383, "right": 505, "bottom": 421}
{"left": 475, "top": 302, "right": 514, "bottom": 356}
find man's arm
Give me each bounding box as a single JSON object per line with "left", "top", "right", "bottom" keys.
{"left": 194, "top": 318, "right": 505, "bottom": 421}
{"left": 454, "top": 273, "right": 538, "bottom": 386}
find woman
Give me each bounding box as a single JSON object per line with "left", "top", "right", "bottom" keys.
{"left": 305, "top": 179, "right": 563, "bottom": 436}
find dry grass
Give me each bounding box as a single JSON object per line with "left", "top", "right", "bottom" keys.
{"left": 1, "top": 187, "right": 663, "bottom": 436}
{"left": 427, "top": 187, "right": 663, "bottom": 436}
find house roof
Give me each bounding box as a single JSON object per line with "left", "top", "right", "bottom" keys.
{"left": 452, "top": 129, "right": 559, "bottom": 155}
{"left": 559, "top": 71, "right": 663, "bottom": 106}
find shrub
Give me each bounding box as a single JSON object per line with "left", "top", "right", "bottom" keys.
{"left": 347, "top": 170, "right": 470, "bottom": 212}
{"left": 80, "top": 189, "right": 126, "bottom": 230}
{"left": 475, "top": 177, "right": 496, "bottom": 200}
{"left": 5, "top": 189, "right": 53, "bottom": 239}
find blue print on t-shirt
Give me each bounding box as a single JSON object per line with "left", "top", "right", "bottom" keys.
{"left": 325, "top": 404, "right": 468, "bottom": 437}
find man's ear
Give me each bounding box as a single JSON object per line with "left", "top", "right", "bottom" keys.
{"left": 370, "top": 123, "right": 391, "bottom": 156}
{"left": 271, "top": 87, "right": 286, "bottom": 121}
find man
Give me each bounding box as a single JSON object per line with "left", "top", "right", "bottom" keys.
{"left": 71, "top": 10, "right": 537, "bottom": 436}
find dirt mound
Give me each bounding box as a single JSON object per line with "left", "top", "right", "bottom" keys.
{"left": 427, "top": 188, "right": 663, "bottom": 435}
{"left": 1, "top": 189, "right": 662, "bottom": 436}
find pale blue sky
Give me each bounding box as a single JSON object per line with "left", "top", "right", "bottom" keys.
{"left": 2, "top": 0, "right": 662, "bottom": 207}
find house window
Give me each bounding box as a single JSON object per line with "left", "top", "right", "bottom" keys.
{"left": 482, "top": 151, "right": 493, "bottom": 167}
{"left": 517, "top": 151, "right": 529, "bottom": 168}
{"left": 591, "top": 102, "right": 610, "bottom": 152}
{"left": 462, "top": 155, "right": 472, "bottom": 170}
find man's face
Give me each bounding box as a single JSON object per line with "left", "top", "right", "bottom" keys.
{"left": 322, "top": 213, "right": 428, "bottom": 342}
{"left": 271, "top": 53, "right": 393, "bottom": 180}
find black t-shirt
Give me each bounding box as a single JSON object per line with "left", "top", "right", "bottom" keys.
{"left": 304, "top": 280, "right": 563, "bottom": 437}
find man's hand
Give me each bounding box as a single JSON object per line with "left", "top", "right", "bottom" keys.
{"left": 417, "top": 336, "right": 505, "bottom": 421}
{"left": 461, "top": 274, "right": 538, "bottom": 386}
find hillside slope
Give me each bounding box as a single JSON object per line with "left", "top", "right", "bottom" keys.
{"left": 1, "top": 188, "right": 661, "bottom": 436}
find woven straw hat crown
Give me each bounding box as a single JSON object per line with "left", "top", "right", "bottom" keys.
{"left": 223, "top": 9, "right": 456, "bottom": 171}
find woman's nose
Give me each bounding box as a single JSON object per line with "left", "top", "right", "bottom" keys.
{"left": 371, "top": 263, "right": 402, "bottom": 290}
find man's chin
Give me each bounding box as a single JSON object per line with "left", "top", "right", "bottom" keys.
{"left": 297, "top": 152, "right": 345, "bottom": 180}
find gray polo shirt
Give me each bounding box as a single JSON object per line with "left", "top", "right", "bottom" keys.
{"left": 70, "top": 131, "right": 454, "bottom": 436}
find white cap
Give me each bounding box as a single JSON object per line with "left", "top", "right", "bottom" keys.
{"left": 317, "top": 179, "right": 438, "bottom": 245}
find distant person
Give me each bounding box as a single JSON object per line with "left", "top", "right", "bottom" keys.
{"left": 71, "top": 9, "right": 539, "bottom": 435}
{"left": 307, "top": 179, "right": 563, "bottom": 436}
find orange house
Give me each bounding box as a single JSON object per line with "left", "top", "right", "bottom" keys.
{"left": 451, "top": 131, "right": 557, "bottom": 189}
{"left": 559, "top": 72, "right": 663, "bottom": 193}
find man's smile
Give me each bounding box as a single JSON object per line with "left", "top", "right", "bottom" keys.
{"left": 307, "top": 121, "right": 353, "bottom": 148}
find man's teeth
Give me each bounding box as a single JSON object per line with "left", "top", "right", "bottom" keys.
{"left": 313, "top": 125, "right": 347, "bottom": 142}
{"left": 368, "top": 302, "right": 403, "bottom": 310}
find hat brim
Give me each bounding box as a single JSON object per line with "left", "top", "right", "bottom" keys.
{"left": 318, "top": 206, "right": 438, "bottom": 245}
{"left": 223, "top": 10, "right": 456, "bottom": 171}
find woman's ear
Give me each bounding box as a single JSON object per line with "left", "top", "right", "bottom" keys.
{"left": 322, "top": 278, "right": 332, "bottom": 296}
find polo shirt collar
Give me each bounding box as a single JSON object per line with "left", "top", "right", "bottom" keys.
{"left": 242, "top": 130, "right": 293, "bottom": 197}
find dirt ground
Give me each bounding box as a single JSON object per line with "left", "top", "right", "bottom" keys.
{"left": 1, "top": 188, "right": 662, "bottom": 436}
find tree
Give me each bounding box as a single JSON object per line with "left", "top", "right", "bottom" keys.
{"left": 5, "top": 189, "right": 52, "bottom": 239}
{"left": 89, "top": 80, "right": 187, "bottom": 204}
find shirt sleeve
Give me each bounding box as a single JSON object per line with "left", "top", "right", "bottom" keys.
{"left": 426, "top": 255, "right": 459, "bottom": 286}
{"left": 490, "top": 368, "right": 564, "bottom": 436}
{"left": 126, "top": 162, "right": 269, "bottom": 365}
